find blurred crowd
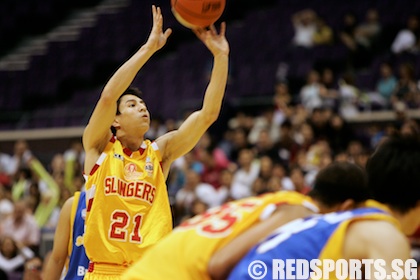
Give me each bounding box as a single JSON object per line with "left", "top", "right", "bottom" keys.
{"left": 1, "top": 82, "right": 419, "bottom": 278}
{"left": 1, "top": 5, "right": 420, "bottom": 280}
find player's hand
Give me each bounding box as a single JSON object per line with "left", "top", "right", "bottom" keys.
{"left": 193, "top": 22, "right": 229, "bottom": 57}
{"left": 145, "top": 5, "right": 172, "bottom": 52}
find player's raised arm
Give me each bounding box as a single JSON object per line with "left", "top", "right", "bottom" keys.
{"left": 156, "top": 23, "right": 229, "bottom": 172}
{"left": 83, "top": 5, "right": 172, "bottom": 172}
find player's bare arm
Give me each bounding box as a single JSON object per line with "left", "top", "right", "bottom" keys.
{"left": 156, "top": 23, "right": 229, "bottom": 175}
{"left": 343, "top": 220, "right": 412, "bottom": 278}
{"left": 208, "top": 204, "right": 315, "bottom": 280}
{"left": 43, "top": 197, "right": 73, "bottom": 280}
{"left": 83, "top": 5, "right": 172, "bottom": 174}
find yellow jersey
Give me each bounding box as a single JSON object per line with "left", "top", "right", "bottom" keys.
{"left": 84, "top": 137, "right": 172, "bottom": 266}
{"left": 121, "top": 191, "right": 317, "bottom": 280}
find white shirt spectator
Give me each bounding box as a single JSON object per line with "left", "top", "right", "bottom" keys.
{"left": 1, "top": 214, "right": 40, "bottom": 247}
{"left": 391, "top": 30, "right": 417, "bottom": 54}
{"left": 293, "top": 24, "right": 317, "bottom": 47}
{"left": 230, "top": 161, "right": 260, "bottom": 199}
{"left": 195, "top": 183, "right": 229, "bottom": 208}
{"left": 300, "top": 84, "right": 323, "bottom": 111}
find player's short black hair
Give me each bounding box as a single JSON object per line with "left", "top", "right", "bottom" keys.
{"left": 366, "top": 135, "right": 420, "bottom": 213}
{"left": 111, "top": 87, "right": 144, "bottom": 135}
{"left": 309, "top": 161, "right": 369, "bottom": 207}
{"left": 116, "top": 87, "right": 143, "bottom": 115}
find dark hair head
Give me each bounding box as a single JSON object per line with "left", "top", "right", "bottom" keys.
{"left": 111, "top": 87, "right": 143, "bottom": 135}
{"left": 366, "top": 135, "right": 420, "bottom": 213}
{"left": 309, "top": 161, "right": 369, "bottom": 207}
{"left": 116, "top": 87, "right": 143, "bottom": 115}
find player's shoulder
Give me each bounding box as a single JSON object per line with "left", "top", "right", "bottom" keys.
{"left": 344, "top": 218, "right": 407, "bottom": 258}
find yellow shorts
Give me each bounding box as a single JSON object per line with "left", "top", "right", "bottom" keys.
{"left": 83, "top": 262, "right": 129, "bottom": 280}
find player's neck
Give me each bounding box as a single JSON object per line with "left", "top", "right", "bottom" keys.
{"left": 117, "top": 133, "right": 145, "bottom": 151}
{"left": 390, "top": 204, "right": 420, "bottom": 235}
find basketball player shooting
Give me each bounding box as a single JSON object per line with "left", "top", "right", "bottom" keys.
{"left": 81, "top": 5, "right": 229, "bottom": 279}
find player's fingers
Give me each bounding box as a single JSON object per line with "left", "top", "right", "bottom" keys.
{"left": 220, "top": 22, "right": 226, "bottom": 36}
{"left": 152, "top": 5, "right": 156, "bottom": 18}
{"left": 209, "top": 24, "right": 217, "bottom": 36}
{"left": 164, "top": 28, "right": 173, "bottom": 39}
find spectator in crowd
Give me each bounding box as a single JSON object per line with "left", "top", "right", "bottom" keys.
{"left": 0, "top": 184, "right": 13, "bottom": 221}
{"left": 326, "top": 114, "right": 354, "bottom": 155}
{"left": 299, "top": 70, "right": 324, "bottom": 111}
{"left": 341, "top": 9, "right": 381, "bottom": 70}
{"left": 313, "top": 16, "right": 333, "bottom": 45}
{"left": 63, "top": 140, "right": 85, "bottom": 192}
{"left": 338, "top": 11, "right": 358, "bottom": 42}
{"left": 0, "top": 236, "right": 35, "bottom": 279}
{"left": 391, "top": 15, "right": 419, "bottom": 55}
{"left": 272, "top": 120, "right": 300, "bottom": 165}
{"left": 375, "top": 62, "right": 398, "bottom": 108}
{"left": 175, "top": 168, "right": 202, "bottom": 222}
{"left": 230, "top": 148, "right": 260, "bottom": 200}
{"left": 0, "top": 145, "right": 12, "bottom": 177}
{"left": 9, "top": 140, "right": 32, "bottom": 180}
{"left": 291, "top": 9, "right": 318, "bottom": 48}
{"left": 393, "top": 62, "right": 419, "bottom": 108}
{"left": 289, "top": 166, "right": 311, "bottom": 194}
{"left": 337, "top": 73, "right": 361, "bottom": 118}
{"left": 272, "top": 81, "right": 293, "bottom": 126}
{"left": 248, "top": 108, "right": 280, "bottom": 145}
{"left": 0, "top": 200, "right": 40, "bottom": 248}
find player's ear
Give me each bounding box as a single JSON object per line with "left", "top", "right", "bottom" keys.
{"left": 112, "top": 119, "right": 120, "bottom": 131}
{"left": 338, "top": 199, "right": 355, "bottom": 211}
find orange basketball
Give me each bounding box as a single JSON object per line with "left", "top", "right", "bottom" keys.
{"left": 171, "top": 0, "right": 226, "bottom": 29}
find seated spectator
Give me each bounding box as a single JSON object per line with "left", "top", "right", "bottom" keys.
{"left": 338, "top": 11, "right": 358, "bottom": 41}
{"left": 341, "top": 9, "right": 381, "bottom": 70}
{"left": 374, "top": 62, "right": 398, "bottom": 108}
{"left": 289, "top": 166, "right": 311, "bottom": 194}
{"left": 392, "top": 62, "right": 420, "bottom": 108}
{"left": 0, "top": 185, "right": 13, "bottom": 221}
{"left": 291, "top": 9, "right": 317, "bottom": 48}
{"left": 0, "top": 200, "right": 40, "bottom": 248}
{"left": 391, "top": 15, "right": 419, "bottom": 54}
{"left": 0, "top": 236, "right": 34, "bottom": 280}
{"left": 338, "top": 73, "right": 361, "bottom": 118}
{"left": 313, "top": 16, "right": 333, "bottom": 45}
{"left": 299, "top": 70, "right": 324, "bottom": 111}
{"left": 230, "top": 148, "right": 260, "bottom": 200}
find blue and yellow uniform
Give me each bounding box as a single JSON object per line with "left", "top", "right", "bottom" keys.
{"left": 228, "top": 200, "right": 400, "bottom": 280}
{"left": 84, "top": 137, "right": 172, "bottom": 278}
{"left": 64, "top": 191, "right": 89, "bottom": 280}
{"left": 122, "top": 191, "right": 318, "bottom": 280}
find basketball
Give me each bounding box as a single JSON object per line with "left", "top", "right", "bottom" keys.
{"left": 171, "top": 0, "right": 226, "bottom": 29}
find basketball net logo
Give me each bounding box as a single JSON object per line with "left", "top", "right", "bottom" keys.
{"left": 124, "top": 163, "right": 143, "bottom": 181}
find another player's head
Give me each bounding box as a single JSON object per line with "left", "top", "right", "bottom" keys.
{"left": 111, "top": 87, "right": 150, "bottom": 136}
{"left": 308, "top": 161, "right": 370, "bottom": 213}
{"left": 366, "top": 135, "right": 420, "bottom": 234}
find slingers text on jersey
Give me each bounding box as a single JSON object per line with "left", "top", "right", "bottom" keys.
{"left": 104, "top": 176, "right": 156, "bottom": 204}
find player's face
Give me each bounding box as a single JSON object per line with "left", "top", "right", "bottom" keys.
{"left": 118, "top": 94, "right": 150, "bottom": 128}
